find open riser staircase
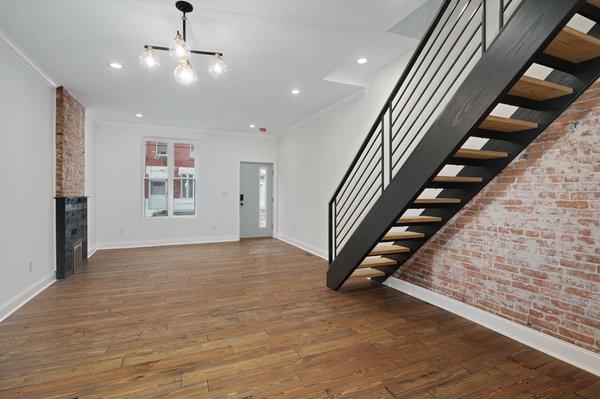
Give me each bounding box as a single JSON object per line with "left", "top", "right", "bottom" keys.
{"left": 327, "top": 0, "right": 600, "bottom": 290}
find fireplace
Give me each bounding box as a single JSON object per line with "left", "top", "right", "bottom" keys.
{"left": 55, "top": 197, "right": 87, "bottom": 279}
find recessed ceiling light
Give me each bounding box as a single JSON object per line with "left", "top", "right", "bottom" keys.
{"left": 135, "top": 113, "right": 144, "bottom": 118}
{"left": 249, "top": 124, "right": 256, "bottom": 128}
{"left": 291, "top": 89, "right": 300, "bottom": 95}
{"left": 356, "top": 57, "right": 368, "bottom": 64}
{"left": 109, "top": 62, "right": 123, "bottom": 69}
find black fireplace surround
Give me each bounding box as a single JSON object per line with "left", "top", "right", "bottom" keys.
{"left": 55, "top": 197, "right": 88, "bottom": 279}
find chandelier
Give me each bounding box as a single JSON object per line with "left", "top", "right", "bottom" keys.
{"left": 139, "top": 1, "right": 227, "bottom": 85}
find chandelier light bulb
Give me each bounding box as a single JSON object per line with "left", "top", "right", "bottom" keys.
{"left": 139, "top": 47, "right": 160, "bottom": 70}
{"left": 169, "top": 32, "right": 191, "bottom": 61}
{"left": 174, "top": 60, "right": 198, "bottom": 86}
{"left": 209, "top": 54, "right": 227, "bottom": 78}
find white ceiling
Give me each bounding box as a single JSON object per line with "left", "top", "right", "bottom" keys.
{"left": 0, "top": 0, "right": 431, "bottom": 133}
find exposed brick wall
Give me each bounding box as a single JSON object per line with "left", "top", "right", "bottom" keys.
{"left": 56, "top": 86, "right": 85, "bottom": 197}
{"left": 395, "top": 81, "right": 600, "bottom": 353}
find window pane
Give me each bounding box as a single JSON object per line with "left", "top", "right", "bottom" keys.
{"left": 145, "top": 140, "right": 169, "bottom": 217}
{"left": 145, "top": 140, "right": 168, "bottom": 179}
{"left": 174, "top": 143, "right": 195, "bottom": 178}
{"left": 144, "top": 179, "right": 168, "bottom": 217}
{"left": 259, "top": 167, "right": 267, "bottom": 228}
{"left": 173, "top": 142, "right": 196, "bottom": 216}
{"left": 156, "top": 142, "right": 167, "bottom": 156}
{"left": 174, "top": 179, "right": 195, "bottom": 216}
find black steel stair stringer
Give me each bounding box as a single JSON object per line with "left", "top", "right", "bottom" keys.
{"left": 327, "top": 0, "right": 586, "bottom": 290}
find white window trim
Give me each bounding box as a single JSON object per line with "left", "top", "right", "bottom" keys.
{"left": 142, "top": 137, "right": 199, "bottom": 219}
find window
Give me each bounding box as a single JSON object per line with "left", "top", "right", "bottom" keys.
{"left": 156, "top": 142, "right": 168, "bottom": 157}
{"left": 258, "top": 166, "right": 267, "bottom": 228}
{"left": 143, "top": 138, "right": 197, "bottom": 218}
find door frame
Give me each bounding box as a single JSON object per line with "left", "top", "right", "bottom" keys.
{"left": 236, "top": 159, "right": 277, "bottom": 240}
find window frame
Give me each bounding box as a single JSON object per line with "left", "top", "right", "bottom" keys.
{"left": 142, "top": 137, "right": 199, "bottom": 220}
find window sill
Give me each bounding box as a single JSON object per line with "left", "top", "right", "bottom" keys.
{"left": 142, "top": 215, "right": 199, "bottom": 221}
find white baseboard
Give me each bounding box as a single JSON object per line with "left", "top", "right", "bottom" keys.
{"left": 384, "top": 277, "right": 600, "bottom": 376}
{"left": 97, "top": 235, "right": 239, "bottom": 250}
{"left": 88, "top": 246, "right": 97, "bottom": 258}
{"left": 276, "top": 234, "right": 327, "bottom": 260}
{"left": 0, "top": 274, "right": 56, "bottom": 323}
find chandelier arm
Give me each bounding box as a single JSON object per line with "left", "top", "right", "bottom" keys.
{"left": 144, "top": 45, "right": 222, "bottom": 57}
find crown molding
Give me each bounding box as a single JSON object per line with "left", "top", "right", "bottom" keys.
{"left": 0, "top": 26, "right": 57, "bottom": 88}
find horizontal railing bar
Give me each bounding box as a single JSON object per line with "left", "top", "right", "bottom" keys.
{"left": 327, "top": 0, "right": 453, "bottom": 209}
{"left": 335, "top": 135, "right": 381, "bottom": 206}
{"left": 391, "top": 1, "right": 483, "bottom": 137}
{"left": 390, "top": 0, "right": 464, "bottom": 113}
{"left": 391, "top": 13, "right": 483, "bottom": 147}
{"left": 335, "top": 182, "right": 384, "bottom": 247}
{"left": 392, "top": 42, "right": 483, "bottom": 170}
{"left": 391, "top": 0, "right": 468, "bottom": 115}
{"left": 335, "top": 165, "right": 383, "bottom": 234}
{"left": 336, "top": 177, "right": 383, "bottom": 242}
{"left": 335, "top": 149, "right": 383, "bottom": 218}
{"left": 336, "top": 172, "right": 383, "bottom": 237}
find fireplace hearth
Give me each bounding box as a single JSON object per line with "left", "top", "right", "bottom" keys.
{"left": 55, "top": 197, "right": 87, "bottom": 279}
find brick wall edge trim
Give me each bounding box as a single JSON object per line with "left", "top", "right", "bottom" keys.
{"left": 384, "top": 277, "right": 600, "bottom": 377}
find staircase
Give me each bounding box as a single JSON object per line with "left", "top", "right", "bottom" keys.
{"left": 327, "top": 0, "right": 600, "bottom": 290}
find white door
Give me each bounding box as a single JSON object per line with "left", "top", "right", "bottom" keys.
{"left": 240, "top": 162, "right": 273, "bottom": 238}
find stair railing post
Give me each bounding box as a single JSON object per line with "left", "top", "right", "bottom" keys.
{"left": 380, "top": 116, "right": 385, "bottom": 192}
{"left": 388, "top": 106, "right": 393, "bottom": 185}
{"left": 482, "top": 0, "right": 487, "bottom": 52}
{"left": 328, "top": 200, "right": 333, "bottom": 264}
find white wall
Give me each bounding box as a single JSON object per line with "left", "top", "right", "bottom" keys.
{"left": 85, "top": 110, "right": 97, "bottom": 255}
{"left": 0, "top": 40, "right": 56, "bottom": 320}
{"left": 276, "top": 55, "right": 411, "bottom": 258}
{"left": 96, "top": 122, "right": 277, "bottom": 248}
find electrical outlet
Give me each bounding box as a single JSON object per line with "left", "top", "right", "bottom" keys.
{"left": 118, "top": 228, "right": 124, "bottom": 236}
{"left": 28, "top": 260, "right": 33, "bottom": 272}
{"left": 292, "top": 225, "right": 296, "bottom": 232}
{"left": 212, "top": 225, "right": 217, "bottom": 231}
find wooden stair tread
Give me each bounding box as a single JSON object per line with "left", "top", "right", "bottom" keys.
{"left": 382, "top": 231, "right": 425, "bottom": 241}
{"left": 358, "top": 257, "right": 397, "bottom": 269}
{"left": 479, "top": 115, "right": 538, "bottom": 132}
{"left": 544, "top": 26, "right": 600, "bottom": 64}
{"left": 414, "top": 198, "right": 461, "bottom": 205}
{"left": 433, "top": 175, "right": 483, "bottom": 183}
{"left": 369, "top": 245, "right": 410, "bottom": 256}
{"left": 508, "top": 75, "right": 573, "bottom": 101}
{"left": 397, "top": 215, "right": 442, "bottom": 224}
{"left": 349, "top": 268, "right": 386, "bottom": 279}
{"left": 455, "top": 148, "right": 509, "bottom": 160}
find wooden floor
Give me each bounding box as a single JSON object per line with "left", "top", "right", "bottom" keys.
{"left": 0, "top": 239, "right": 597, "bottom": 398}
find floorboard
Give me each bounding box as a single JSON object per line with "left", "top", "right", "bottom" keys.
{"left": 0, "top": 238, "right": 596, "bottom": 398}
